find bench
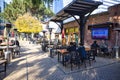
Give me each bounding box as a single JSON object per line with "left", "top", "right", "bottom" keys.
{"left": 0, "top": 59, "right": 7, "bottom": 73}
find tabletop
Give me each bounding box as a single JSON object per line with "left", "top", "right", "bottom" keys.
{"left": 0, "top": 45, "right": 17, "bottom": 49}
{"left": 57, "top": 49, "right": 69, "bottom": 54}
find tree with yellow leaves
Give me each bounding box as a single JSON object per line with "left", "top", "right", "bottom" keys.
{"left": 14, "top": 12, "right": 43, "bottom": 33}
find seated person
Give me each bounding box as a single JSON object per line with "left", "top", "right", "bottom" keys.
{"left": 77, "top": 43, "right": 87, "bottom": 63}
{"left": 65, "top": 42, "right": 76, "bottom": 62}
{"left": 91, "top": 41, "right": 99, "bottom": 49}
{"left": 91, "top": 41, "right": 99, "bottom": 60}
{"left": 53, "top": 38, "right": 59, "bottom": 49}
{"left": 0, "top": 39, "right": 2, "bottom": 44}
{"left": 13, "top": 40, "right": 20, "bottom": 47}
{"left": 100, "top": 40, "right": 108, "bottom": 54}
{"left": 13, "top": 40, "right": 20, "bottom": 55}
{"left": 10, "top": 39, "right": 14, "bottom": 45}
{"left": 0, "top": 40, "right": 3, "bottom": 58}
{"left": 67, "top": 42, "right": 76, "bottom": 52}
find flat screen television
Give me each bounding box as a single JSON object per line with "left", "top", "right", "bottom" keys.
{"left": 91, "top": 27, "right": 109, "bottom": 40}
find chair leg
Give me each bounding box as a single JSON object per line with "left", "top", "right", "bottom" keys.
{"left": 0, "top": 60, "right": 7, "bottom": 76}
{"left": 83, "top": 60, "right": 86, "bottom": 68}
{"left": 70, "top": 60, "right": 73, "bottom": 71}
{"left": 78, "top": 61, "right": 81, "bottom": 69}
{"left": 4, "top": 61, "right": 7, "bottom": 76}
{"left": 89, "top": 59, "right": 91, "bottom": 66}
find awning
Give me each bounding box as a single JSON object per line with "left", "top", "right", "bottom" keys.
{"left": 88, "top": 22, "right": 114, "bottom": 29}
{"left": 50, "top": 0, "right": 102, "bottom": 22}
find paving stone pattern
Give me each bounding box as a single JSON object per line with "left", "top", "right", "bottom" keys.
{"left": 0, "top": 40, "right": 120, "bottom": 80}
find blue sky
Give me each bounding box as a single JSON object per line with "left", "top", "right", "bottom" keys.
{"left": 5, "top": 0, "right": 12, "bottom": 4}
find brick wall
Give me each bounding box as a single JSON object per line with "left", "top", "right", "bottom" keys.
{"left": 64, "top": 4, "right": 120, "bottom": 48}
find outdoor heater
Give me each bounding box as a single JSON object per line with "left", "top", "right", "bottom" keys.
{"left": 14, "top": 28, "right": 17, "bottom": 45}
{"left": 47, "top": 27, "right": 54, "bottom": 58}
{"left": 114, "top": 28, "right": 120, "bottom": 58}
{"left": 41, "top": 30, "right": 47, "bottom": 51}
{"left": 5, "top": 23, "right": 12, "bottom": 64}
{"left": 47, "top": 27, "right": 54, "bottom": 45}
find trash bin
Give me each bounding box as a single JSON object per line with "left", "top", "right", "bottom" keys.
{"left": 4, "top": 51, "right": 12, "bottom": 64}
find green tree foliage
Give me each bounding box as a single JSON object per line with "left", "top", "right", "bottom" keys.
{"left": 3, "top": 0, "right": 26, "bottom": 22}
{"left": 2, "top": 0, "right": 54, "bottom": 23}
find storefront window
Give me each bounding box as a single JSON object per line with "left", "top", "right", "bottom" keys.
{"left": 75, "top": 33, "right": 78, "bottom": 45}
{"left": 65, "top": 28, "right": 70, "bottom": 34}
{"left": 65, "top": 27, "right": 79, "bottom": 45}
{"left": 69, "top": 28, "right": 74, "bottom": 33}
{"left": 75, "top": 27, "right": 79, "bottom": 33}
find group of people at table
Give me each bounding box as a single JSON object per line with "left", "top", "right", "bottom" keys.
{"left": 56, "top": 40, "right": 109, "bottom": 66}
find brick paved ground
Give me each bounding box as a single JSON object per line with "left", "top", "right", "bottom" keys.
{"left": 0, "top": 40, "right": 120, "bottom": 80}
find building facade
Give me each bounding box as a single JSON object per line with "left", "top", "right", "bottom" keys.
{"left": 63, "top": 4, "right": 120, "bottom": 48}
{"left": 52, "top": 0, "right": 120, "bottom": 48}
{"left": 0, "top": 0, "right": 7, "bottom": 35}
{"left": 52, "top": 0, "right": 73, "bottom": 14}
{"left": 0, "top": 0, "right": 5, "bottom": 12}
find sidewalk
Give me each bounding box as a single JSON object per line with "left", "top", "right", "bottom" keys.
{"left": 0, "top": 40, "right": 120, "bottom": 80}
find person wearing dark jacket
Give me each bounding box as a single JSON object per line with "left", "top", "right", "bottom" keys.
{"left": 65, "top": 42, "right": 76, "bottom": 62}
{"left": 67, "top": 42, "right": 76, "bottom": 52}
{"left": 13, "top": 40, "right": 20, "bottom": 47}
{"left": 12, "top": 40, "right": 20, "bottom": 56}
{"left": 77, "top": 44, "right": 87, "bottom": 63}
{"left": 91, "top": 41, "right": 99, "bottom": 60}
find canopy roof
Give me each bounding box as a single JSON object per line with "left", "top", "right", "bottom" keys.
{"left": 93, "top": 0, "right": 120, "bottom": 14}
{"left": 51, "top": 0, "right": 102, "bottom": 22}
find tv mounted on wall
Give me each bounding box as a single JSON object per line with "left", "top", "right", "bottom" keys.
{"left": 91, "top": 27, "right": 109, "bottom": 40}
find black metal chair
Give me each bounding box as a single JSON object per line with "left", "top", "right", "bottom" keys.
{"left": 88, "top": 49, "right": 96, "bottom": 61}
{"left": 69, "top": 51, "right": 81, "bottom": 71}
{"left": 13, "top": 46, "right": 20, "bottom": 57}
{"left": 77, "top": 46, "right": 92, "bottom": 68}
{"left": 0, "top": 59, "right": 7, "bottom": 76}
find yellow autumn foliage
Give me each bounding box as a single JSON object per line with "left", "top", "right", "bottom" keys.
{"left": 14, "top": 12, "right": 43, "bottom": 33}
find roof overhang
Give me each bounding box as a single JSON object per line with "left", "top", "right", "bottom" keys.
{"left": 50, "top": 0, "right": 102, "bottom": 22}
{"left": 88, "top": 22, "right": 114, "bottom": 29}
{"left": 88, "top": 22, "right": 120, "bottom": 30}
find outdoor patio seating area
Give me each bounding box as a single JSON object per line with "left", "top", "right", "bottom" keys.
{"left": 0, "top": 0, "right": 120, "bottom": 79}
{"left": 48, "top": 44, "right": 118, "bottom": 73}
{"left": 50, "top": 52, "right": 118, "bottom": 74}
{"left": 0, "top": 41, "right": 120, "bottom": 80}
